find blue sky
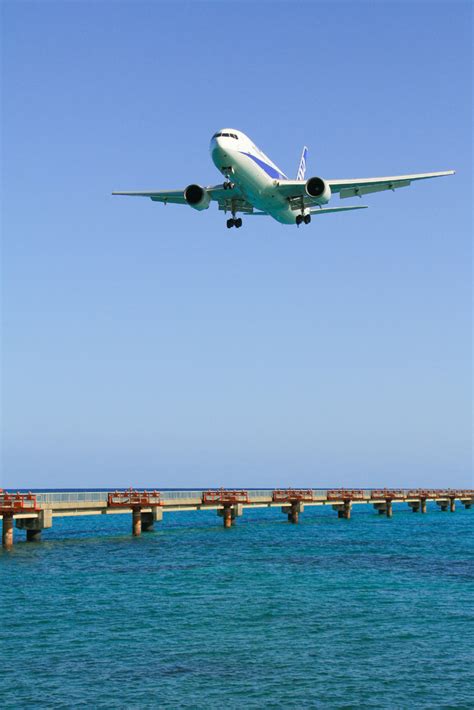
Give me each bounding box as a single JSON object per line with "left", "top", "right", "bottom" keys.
{"left": 2, "top": 1, "right": 472, "bottom": 489}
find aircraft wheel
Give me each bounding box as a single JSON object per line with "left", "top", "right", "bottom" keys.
{"left": 296, "top": 215, "right": 303, "bottom": 226}
{"left": 227, "top": 218, "right": 235, "bottom": 228}
{"left": 304, "top": 214, "right": 311, "bottom": 224}
{"left": 235, "top": 218, "right": 242, "bottom": 228}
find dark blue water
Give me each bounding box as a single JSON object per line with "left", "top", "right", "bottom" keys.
{"left": 1, "top": 502, "right": 473, "bottom": 708}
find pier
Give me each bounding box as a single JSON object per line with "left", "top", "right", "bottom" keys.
{"left": 1, "top": 487, "right": 473, "bottom": 548}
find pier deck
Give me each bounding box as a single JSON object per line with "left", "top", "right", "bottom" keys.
{"left": 1, "top": 488, "right": 473, "bottom": 547}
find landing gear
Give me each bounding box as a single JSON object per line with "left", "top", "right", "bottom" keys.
{"left": 296, "top": 213, "right": 312, "bottom": 227}
{"left": 223, "top": 181, "right": 235, "bottom": 190}
{"left": 227, "top": 217, "right": 242, "bottom": 229}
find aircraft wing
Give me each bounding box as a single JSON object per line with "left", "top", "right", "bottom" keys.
{"left": 112, "top": 189, "right": 187, "bottom": 204}
{"left": 112, "top": 184, "right": 256, "bottom": 214}
{"left": 328, "top": 170, "right": 455, "bottom": 198}
{"left": 276, "top": 170, "right": 455, "bottom": 205}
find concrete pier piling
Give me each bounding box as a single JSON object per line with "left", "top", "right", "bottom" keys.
{"left": 223, "top": 506, "right": 232, "bottom": 528}
{"left": 449, "top": 497, "right": 456, "bottom": 513}
{"left": 16, "top": 509, "right": 52, "bottom": 542}
{"left": 275, "top": 491, "right": 313, "bottom": 524}
{"left": 282, "top": 501, "right": 303, "bottom": 523}
{"left": 343, "top": 501, "right": 351, "bottom": 519}
{"left": 207, "top": 490, "right": 247, "bottom": 528}
{"left": 132, "top": 508, "right": 142, "bottom": 536}
{"left": 421, "top": 499, "right": 427, "bottom": 514}
{"left": 2, "top": 514, "right": 14, "bottom": 549}
{"left": 335, "top": 501, "right": 352, "bottom": 519}
{"left": 217, "top": 505, "right": 240, "bottom": 527}
{"left": 385, "top": 500, "right": 393, "bottom": 518}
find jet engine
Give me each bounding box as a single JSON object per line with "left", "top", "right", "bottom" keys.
{"left": 305, "top": 177, "right": 331, "bottom": 204}
{"left": 184, "top": 184, "right": 211, "bottom": 211}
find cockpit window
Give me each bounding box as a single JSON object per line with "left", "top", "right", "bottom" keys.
{"left": 213, "top": 132, "right": 238, "bottom": 139}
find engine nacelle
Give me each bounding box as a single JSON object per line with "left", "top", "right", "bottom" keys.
{"left": 305, "top": 177, "right": 331, "bottom": 205}
{"left": 184, "top": 184, "right": 211, "bottom": 211}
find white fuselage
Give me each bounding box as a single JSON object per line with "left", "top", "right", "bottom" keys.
{"left": 210, "top": 128, "right": 308, "bottom": 224}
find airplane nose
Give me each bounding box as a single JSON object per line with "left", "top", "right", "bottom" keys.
{"left": 210, "top": 137, "right": 224, "bottom": 165}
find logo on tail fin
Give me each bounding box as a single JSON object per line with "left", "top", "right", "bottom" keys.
{"left": 297, "top": 146, "right": 308, "bottom": 181}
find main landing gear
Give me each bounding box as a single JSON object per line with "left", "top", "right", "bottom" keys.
{"left": 296, "top": 214, "right": 311, "bottom": 226}
{"left": 227, "top": 217, "right": 242, "bottom": 229}
{"left": 223, "top": 181, "right": 235, "bottom": 190}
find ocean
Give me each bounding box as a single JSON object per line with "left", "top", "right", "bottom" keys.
{"left": 1, "top": 499, "right": 472, "bottom": 708}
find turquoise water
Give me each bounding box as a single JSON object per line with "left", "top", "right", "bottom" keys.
{"left": 1, "top": 502, "right": 473, "bottom": 708}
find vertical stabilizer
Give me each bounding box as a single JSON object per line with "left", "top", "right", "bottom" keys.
{"left": 297, "top": 146, "right": 308, "bottom": 181}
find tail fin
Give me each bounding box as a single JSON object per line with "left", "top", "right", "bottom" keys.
{"left": 296, "top": 146, "right": 308, "bottom": 181}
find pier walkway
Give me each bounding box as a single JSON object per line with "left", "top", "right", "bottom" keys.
{"left": 1, "top": 488, "right": 473, "bottom": 548}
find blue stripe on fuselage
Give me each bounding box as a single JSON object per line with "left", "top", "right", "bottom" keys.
{"left": 239, "top": 152, "right": 287, "bottom": 180}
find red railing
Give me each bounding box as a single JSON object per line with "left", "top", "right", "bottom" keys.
{"left": 327, "top": 489, "right": 366, "bottom": 501}
{"left": 422, "top": 488, "right": 456, "bottom": 498}
{"left": 0, "top": 491, "right": 39, "bottom": 514}
{"left": 107, "top": 488, "right": 162, "bottom": 508}
{"left": 202, "top": 489, "right": 249, "bottom": 505}
{"left": 272, "top": 489, "right": 314, "bottom": 503}
{"left": 406, "top": 489, "right": 441, "bottom": 498}
{"left": 371, "top": 489, "right": 405, "bottom": 500}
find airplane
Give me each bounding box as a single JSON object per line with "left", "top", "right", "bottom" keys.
{"left": 112, "top": 128, "right": 455, "bottom": 228}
